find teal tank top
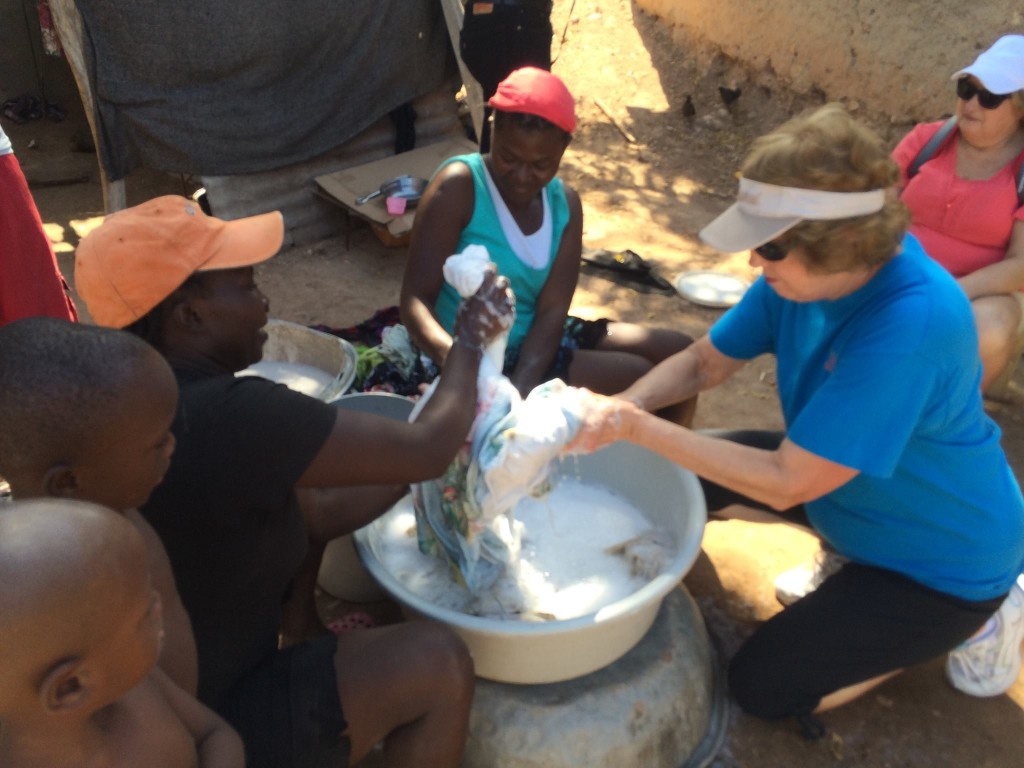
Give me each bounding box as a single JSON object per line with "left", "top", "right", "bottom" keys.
{"left": 433, "top": 153, "right": 570, "bottom": 349}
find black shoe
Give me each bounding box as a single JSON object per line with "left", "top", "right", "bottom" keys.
{"left": 580, "top": 248, "right": 675, "bottom": 294}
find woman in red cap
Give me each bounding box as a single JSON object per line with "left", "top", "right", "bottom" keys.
{"left": 401, "top": 67, "right": 696, "bottom": 425}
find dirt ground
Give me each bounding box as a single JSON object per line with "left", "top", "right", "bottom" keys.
{"left": 9, "top": 0, "right": 1023, "bottom": 765}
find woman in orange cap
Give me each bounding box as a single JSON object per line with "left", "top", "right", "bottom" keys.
{"left": 74, "top": 195, "right": 514, "bottom": 768}
{"left": 401, "top": 66, "right": 696, "bottom": 425}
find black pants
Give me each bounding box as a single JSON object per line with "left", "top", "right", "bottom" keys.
{"left": 460, "top": 0, "right": 553, "bottom": 150}
{"left": 699, "top": 430, "right": 1003, "bottom": 719}
{"left": 729, "top": 563, "right": 1001, "bottom": 718}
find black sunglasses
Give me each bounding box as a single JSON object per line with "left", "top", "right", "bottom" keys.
{"left": 956, "top": 78, "right": 1009, "bottom": 110}
{"left": 754, "top": 241, "right": 789, "bottom": 262}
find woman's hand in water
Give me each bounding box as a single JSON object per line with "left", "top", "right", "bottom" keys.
{"left": 452, "top": 267, "right": 515, "bottom": 351}
{"left": 565, "top": 390, "right": 643, "bottom": 454}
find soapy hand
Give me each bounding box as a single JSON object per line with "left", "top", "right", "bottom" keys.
{"left": 452, "top": 267, "right": 515, "bottom": 352}
{"left": 565, "top": 390, "right": 640, "bottom": 454}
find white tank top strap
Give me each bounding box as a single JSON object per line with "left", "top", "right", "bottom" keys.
{"left": 482, "top": 164, "right": 553, "bottom": 270}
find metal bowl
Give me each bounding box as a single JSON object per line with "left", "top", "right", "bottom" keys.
{"left": 355, "top": 441, "right": 707, "bottom": 684}
{"left": 236, "top": 319, "right": 357, "bottom": 401}
{"left": 355, "top": 174, "right": 429, "bottom": 207}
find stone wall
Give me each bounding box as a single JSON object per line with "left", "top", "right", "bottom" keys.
{"left": 637, "top": 0, "right": 1023, "bottom": 122}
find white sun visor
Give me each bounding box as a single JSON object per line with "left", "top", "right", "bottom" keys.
{"left": 699, "top": 177, "right": 887, "bottom": 253}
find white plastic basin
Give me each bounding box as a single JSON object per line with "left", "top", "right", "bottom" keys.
{"left": 355, "top": 441, "right": 707, "bottom": 684}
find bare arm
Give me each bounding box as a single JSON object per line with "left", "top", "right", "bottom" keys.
{"left": 958, "top": 220, "right": 1024, "bottom": 300}
{"left": 299, "top": 272, "right": 513, "bottom": 488}
{"left": 298, "top": 484, "right": 408, "bottom": 543}
{"left": 572, "top": 335, "right": 857, "bottom": 508}
{"left": 152, "top": 667, "right": 245, "bottom": 768}
{"left": 572, "top": 397, "right": 859, "bottom": 510}
{"left": 400, "top": 163, "right": 475, "bottom": 366}
{"left": 508, "top": 186, "right": 584, "bottom": 395}
{"left": 618, "top": 334, "right": 746, "bottom": 412}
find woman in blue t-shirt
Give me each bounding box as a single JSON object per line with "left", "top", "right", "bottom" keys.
{"left": 401, "top": 67, "right": 696, "bottom": 425}
{"left": 570, "top": 104, "right": 1024, "bottom": 724}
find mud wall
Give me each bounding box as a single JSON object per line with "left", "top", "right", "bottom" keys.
{"left": 637, "top": 0, "right": 1024, "bottom": 123}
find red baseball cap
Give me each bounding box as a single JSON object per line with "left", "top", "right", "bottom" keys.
{"left": 75, "top": 195, "right": 284, "bottom": 328}
{"left": 488, "top": 67, "right": 577, "bottom": 134}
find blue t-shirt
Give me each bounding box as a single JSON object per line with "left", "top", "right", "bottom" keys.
{"left": 433, "top": 153, "right": 570, "bottom": 349}
{"left": 710, "top": 234, "right": 1024, "bottom": 601}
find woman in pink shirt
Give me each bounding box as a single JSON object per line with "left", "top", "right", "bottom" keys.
{"left": 893, "top": 35, "right": 1024, "bottom": 393}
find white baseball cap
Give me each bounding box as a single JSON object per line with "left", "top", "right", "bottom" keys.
{"left": 699, "top": 177, "right": 886, "bottom": 253}
{"left": 952, "top": 35, "right": 1024, "bottom": 95}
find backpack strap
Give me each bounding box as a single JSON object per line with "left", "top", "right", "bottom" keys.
{"left": 1016, "top": 157, "right": 1024, "bottom": 209}
{"left": 907, "top": 116, "right": 958, "bottom": 180}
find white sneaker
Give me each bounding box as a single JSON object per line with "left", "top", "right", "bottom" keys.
{"left": 946, "top": 580, "right": 1024, "bottom": 697}
{"left": 773, "top": 548, "right": 849, "bottom": 607}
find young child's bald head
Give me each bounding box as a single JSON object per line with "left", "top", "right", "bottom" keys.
{"left": 0, "top": 498, "right": 140, "bottom": 640}
{"left": 0, "top": 318, "right": 178, "bottom": 510}
{"left": 0, "top": 498, "right": 162, "bottom": 720}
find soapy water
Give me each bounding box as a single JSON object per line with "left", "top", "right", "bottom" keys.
{"left": 236, "top": 360, "right": 337, "bottom": 398}
{"left": 374, "top": 478, "right": 672, "bottom": 621}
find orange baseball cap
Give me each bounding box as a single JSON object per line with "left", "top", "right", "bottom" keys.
{"left": 75, "top": 195, "right": 284, "bottom": 328}
{"left": 488, "top": 67, "right": 577, "bottom": 134}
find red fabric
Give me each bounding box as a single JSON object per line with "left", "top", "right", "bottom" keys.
{"left": 0, "top": 153, "right": 78, "bottom": 326}
{"left": 36, "top": 1, "right": 63, "bottom": 57}
{"left": 893, "top": 120, "right": 1024, "bottom": 277}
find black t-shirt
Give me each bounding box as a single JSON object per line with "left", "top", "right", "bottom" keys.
{"left": 141, "top": 369, "right": 336, "bottom": 705}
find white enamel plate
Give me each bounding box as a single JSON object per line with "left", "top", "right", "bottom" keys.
{"left": 673, "top": 270, "right": 750, "bottom": 309}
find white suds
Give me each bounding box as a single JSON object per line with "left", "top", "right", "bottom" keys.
{"left": 374, "top": 480, "right": 671, "bottom": 621}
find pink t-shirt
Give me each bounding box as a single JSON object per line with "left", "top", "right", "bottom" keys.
{"left": 892, "top": 121, "right": 1024, "bottom": 277}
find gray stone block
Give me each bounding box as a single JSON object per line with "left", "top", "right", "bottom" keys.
{"left": 464, "top": 587, "right": 724, "bottom": 768}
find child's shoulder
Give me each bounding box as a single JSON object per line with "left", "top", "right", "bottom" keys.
{"left": 0, "top": 675, "right": 192, "bottom": 768}
{"left": 121, "top": 510, "right": 177, "bottom": 595}
{"left": 97, "top": 673, "right": 198, "bottom": 768}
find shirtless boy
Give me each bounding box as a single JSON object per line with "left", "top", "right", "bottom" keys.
{"left": 0, "top": 317, "right": 196, "bottom": 694}
{"left": 0, "top": 499, "right": 242, "bottom": 767}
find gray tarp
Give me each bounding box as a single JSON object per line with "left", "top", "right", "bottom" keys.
{"left": 76, "top": 0, "right": 452, "bottom": 179}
